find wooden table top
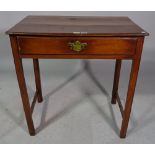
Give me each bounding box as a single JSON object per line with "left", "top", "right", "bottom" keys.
{"left": 6, "top": 16, "right": 149, "bottom": 37}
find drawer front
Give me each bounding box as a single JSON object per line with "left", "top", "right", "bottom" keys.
{"left": 17, "top": 36, "right": 137, "bottom": 55}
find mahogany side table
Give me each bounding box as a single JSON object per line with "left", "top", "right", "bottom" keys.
{"left": 6, "top": 16, "right": 149, "bottom": 138}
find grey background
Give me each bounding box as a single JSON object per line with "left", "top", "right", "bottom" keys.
{"left": 0, "top": 12, "right": 155, "bottom": 143}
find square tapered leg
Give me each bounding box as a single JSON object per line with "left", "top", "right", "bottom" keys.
{"left": 120, "top": 37, "right": 144, "bottom": 138}
{"left": 111, "top": 60, "right": 122, "bottom": 104}
{"left": 33, "top": 59, "right": 43, "bottom": 103}
{"left": 10, "top": 36, "right": 35, "bottom": 136}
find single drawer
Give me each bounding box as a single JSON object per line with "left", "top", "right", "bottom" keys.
{"left": 17, "top": 36, "right": 137, "bottom": 55}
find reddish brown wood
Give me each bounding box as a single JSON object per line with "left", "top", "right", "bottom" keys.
{"left": 10, "top": 36, "right": 35, "bottom": 136}
{"left": 17, "top": 36, "right": 137, "bottom": 56}
{"left": 111, "top": 60, "right": 122, "bottom": 104}
{"left": 20, "top": 54, "right": 134, "bottom": 59}
{"left": 33, "top": 59, "right": 43, "bottom": 103}
{"left": 120, "top": 37, "right": 144, "bottom": 138}
{"left": 6, "top": 16, "right": 149, "bottom": 37}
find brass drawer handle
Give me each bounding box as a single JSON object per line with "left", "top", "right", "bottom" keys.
{"left": 68, "top": 41, "right": 87, "bottom": 52}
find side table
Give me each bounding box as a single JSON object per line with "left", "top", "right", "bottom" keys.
{"left": 6, "top": 16, "right": 149, "bottom": 138}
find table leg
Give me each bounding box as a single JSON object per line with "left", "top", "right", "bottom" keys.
{"left": 33, "top": 59, "right": 43, "bottom": 103}
{"left": 120, "top": 37, "right": 144, "bottom": 138}
{"left": 10, "top": 36, "right": 35, "bottom": 136}
{"left": 111, "top": 59, "right": 122, "bottom": 104}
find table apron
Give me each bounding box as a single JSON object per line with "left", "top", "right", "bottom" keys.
{"left": 17, "top": 36, "right": 138, "bottom": 58}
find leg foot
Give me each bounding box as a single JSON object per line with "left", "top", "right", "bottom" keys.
{"left": 30, "top": 130, "right": 36, "bottom": 136}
